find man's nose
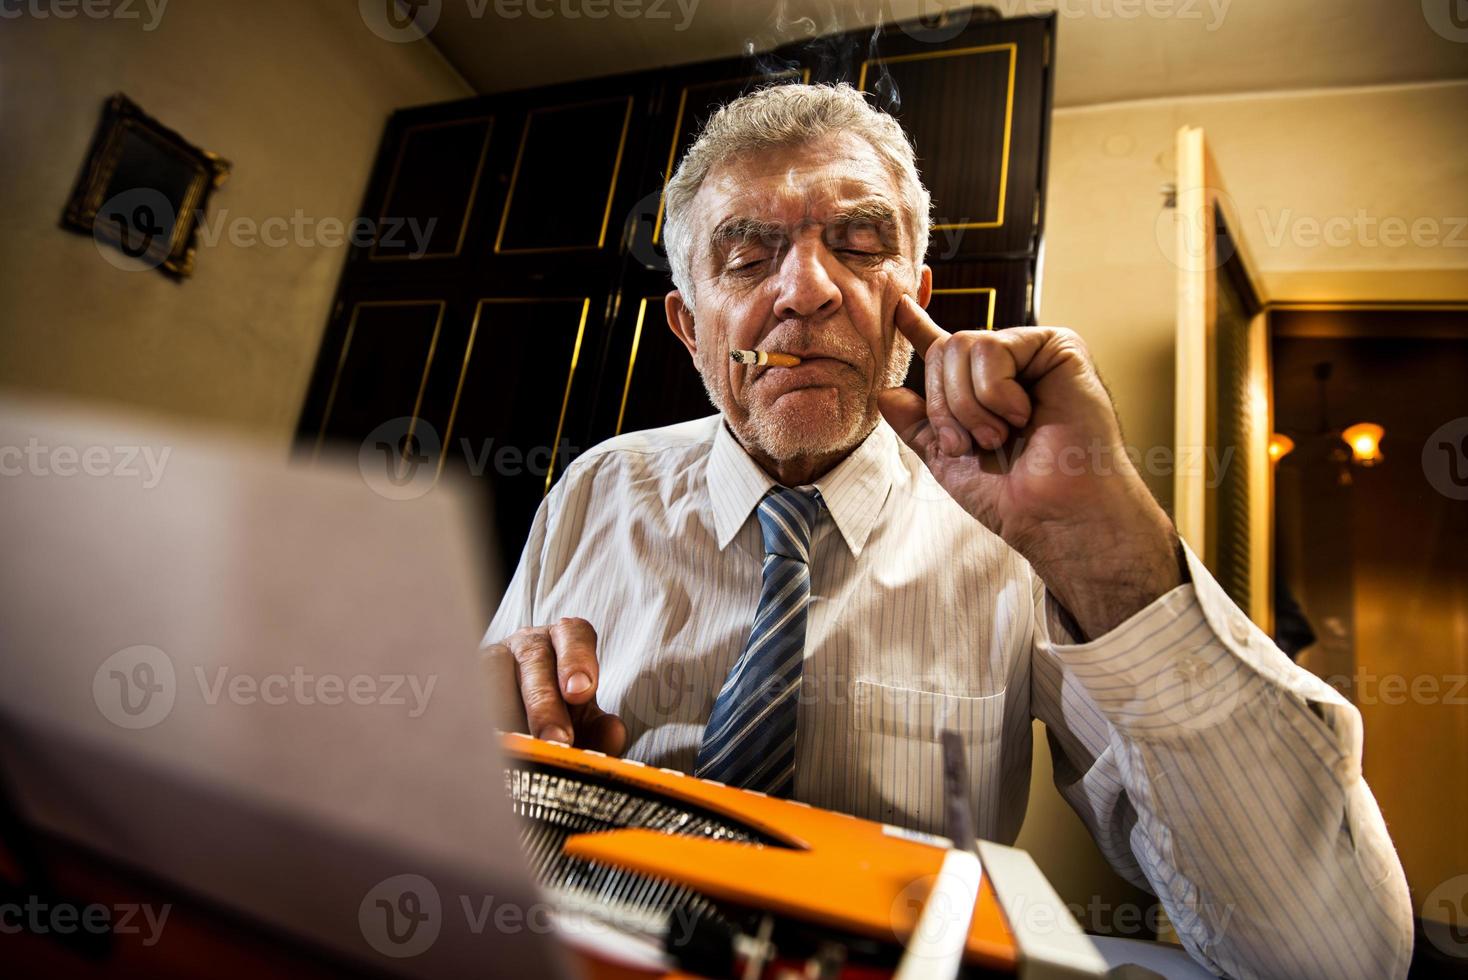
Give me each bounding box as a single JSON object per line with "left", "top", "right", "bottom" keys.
{"left": 772, "top": 239, "right": 842, "bottom": 321}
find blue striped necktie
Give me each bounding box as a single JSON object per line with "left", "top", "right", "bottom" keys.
{"left": 695, "top": 485, "right": 823, "bottom": 797}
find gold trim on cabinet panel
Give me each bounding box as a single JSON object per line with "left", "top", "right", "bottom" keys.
{"left": 493, "top": 97, "right": 634, "bottom": 255}
{"left": 312, "top": 299, "right": 446, "bottom": 460}
{"left": 652, "top": 69, "right": 809, "bottom": 245}
{"left": 931, "top": 286, "right": 997, "bottom": 329}
{"left": 436, "top": 298, "right": 592, "bottom": 497}
{"left": 858, "top": 43, "right": 1017, "bottom": 231}
{"left": 369, "top": 116, "right": 494, "bottom": 262}
{"left": 616, "top": 296, "right": 667, "bottom": 435}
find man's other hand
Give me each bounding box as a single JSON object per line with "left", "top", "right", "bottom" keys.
{"left": 482, "top": 616, "right": 628, "bottom": 755}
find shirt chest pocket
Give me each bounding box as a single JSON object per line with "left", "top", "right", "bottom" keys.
{"left": 824, "top": 680, "right": 1007, "bottom": 839}
{"left": 852, "top": 679, "right": 1006, "bottom": 744}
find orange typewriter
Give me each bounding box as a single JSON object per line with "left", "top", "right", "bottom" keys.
{"left": 501, "top": 732, "right": 1105, "bottom": 980}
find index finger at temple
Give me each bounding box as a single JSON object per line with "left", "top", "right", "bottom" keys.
{"left": 894, "top": 294, "right": 950, "bottom": 360}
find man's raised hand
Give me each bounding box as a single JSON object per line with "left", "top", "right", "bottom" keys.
{"left": 876, "top": 295, "right": 1181, "bottom": 637}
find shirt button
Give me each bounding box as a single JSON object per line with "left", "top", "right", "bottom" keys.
{"left": 1228, "top": 615, "right": 1252, "bottom": 647}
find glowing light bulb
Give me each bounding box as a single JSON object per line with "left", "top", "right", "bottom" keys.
{"left": 1267, "top": 433, "right": 1294, "bottom": 463}
{"left": 1341, "top": 422, "right": 1384, "bottom": 466}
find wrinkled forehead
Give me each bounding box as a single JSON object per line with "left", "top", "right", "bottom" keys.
{"left": 692, "top": 135, "right": 906, "bottom": 244}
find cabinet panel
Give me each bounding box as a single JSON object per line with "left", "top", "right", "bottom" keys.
{"left": 312, "top": 301, "right": 444, "bottom": 452}
{"left": 495, "top": 98, "right": 634, "bottom": 254}
{"left": 650, "top": 69, "right": 808, "bottom": 246}
{"left": 859, "top": 17, "right": 1049, "bottom": 257}
{"left": 863, "top": 45, "right": 1014, "bottom": 233}
{"left": 606, "top": 294, "right": 713, "bottom": 438}
{"left": 370, "top": 117, "right": 493, "bottom": 260}
{"left": 434, "top": 298, "right": 592, "bottom": 556}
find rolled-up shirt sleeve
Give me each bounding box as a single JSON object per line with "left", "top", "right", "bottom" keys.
{"left": 1030, "top": 542, "right": 1413, "bottom": 979}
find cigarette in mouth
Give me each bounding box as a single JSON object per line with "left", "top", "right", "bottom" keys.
{"left": 730, "top": 349, "right": 801, "bottom": 367}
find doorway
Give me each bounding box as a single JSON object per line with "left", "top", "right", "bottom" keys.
{"left": 1268, "top": 303, "right": 1468, "bottom": 960}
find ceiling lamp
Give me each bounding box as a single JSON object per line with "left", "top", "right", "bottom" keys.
{"left": 1268, "top": 433, "right": 1295, "bottom": 463}
{"left": 1341, "top": 422, "right": 1385, "bottom": 466}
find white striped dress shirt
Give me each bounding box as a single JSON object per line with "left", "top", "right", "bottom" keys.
{"left": 485, "top": 413, "right": 1413, "bottom": 979}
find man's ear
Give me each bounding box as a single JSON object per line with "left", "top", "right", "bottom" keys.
{"left": 665, "top": 291, "right": 698, "bottom": 360}
{"left": 915, "top": 264, "right": 933, "bottom": 309}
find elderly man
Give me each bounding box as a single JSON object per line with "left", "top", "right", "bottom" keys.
{"left": 484, "top": 84, "right": 1411, "bottom": 978}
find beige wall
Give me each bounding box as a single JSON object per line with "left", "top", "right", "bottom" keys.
{"left": 1039, "top": 80, "right": 1468, "bottom": 511}
{"left": 1015, "top": 78, "right": 1468, "bottom": 920}
{"left": 0, "top": 0, "right": 471, "bottom": 445}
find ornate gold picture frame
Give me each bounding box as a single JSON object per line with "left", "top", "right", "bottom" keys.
{"left": 61, "top": 93, "right": 231, "bottom": 280}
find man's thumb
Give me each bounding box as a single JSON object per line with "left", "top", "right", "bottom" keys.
{"left": 878, "top": 387, "right": 934, "bottom": 453}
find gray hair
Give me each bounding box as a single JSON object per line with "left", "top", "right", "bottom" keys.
{"left": 662, "top": 83, "right": 931, "bottom": 312}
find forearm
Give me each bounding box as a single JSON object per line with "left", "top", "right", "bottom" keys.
{"left": 1034, "top": 552, "right": 1413, "bottom": 979}
{"left": 1023, "top": 490, "right": 1184, "bottom": 640}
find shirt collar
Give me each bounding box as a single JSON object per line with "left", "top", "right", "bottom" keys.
{"left": 707, "top": 418, "right": 899, "bottom": 557}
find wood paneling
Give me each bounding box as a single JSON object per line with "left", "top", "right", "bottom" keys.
{"left": 370, "top": 117, "right": 492, "bottom": 259}
{"left": 296, "top": 14, "right": 1056, "bottom": 567}
{"left": 432, "top": 297, "right": 593, "bottom": 558}
{"left": 495, "top": 98, "right": 633, "bottom": 253}
{"left": 312, "top": 301, "right": 443, "bottom": 452}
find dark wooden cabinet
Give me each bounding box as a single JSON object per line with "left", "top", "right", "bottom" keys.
{"left": 295, "top": 12, "right": 1055, "bottom": 568}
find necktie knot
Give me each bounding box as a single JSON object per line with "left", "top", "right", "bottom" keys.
{"left": 757, "top": 486, "right": 823, "bottom": 563}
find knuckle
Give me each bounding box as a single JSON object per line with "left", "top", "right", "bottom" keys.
{"left": 510, "top": 635, "right": 552, "bottom": 666}
{"left": 1051, "top": 325, "right": 1086, "bottom": 349}
{"left": 521, "top": 686, "right": 565, "bottom": 716}
{"left": 558, "top": 615, "right": 595, "bottom": 637}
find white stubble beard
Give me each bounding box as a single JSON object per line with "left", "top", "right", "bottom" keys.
{"left": 700, "top": 332, "right": 913, "bottom": 463}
